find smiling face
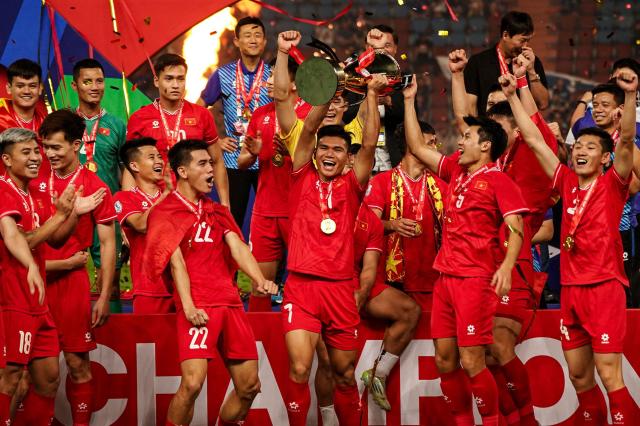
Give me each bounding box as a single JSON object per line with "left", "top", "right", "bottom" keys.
{"left": 177, "top": 149, "right": 214, "bottom": 195}
{"left": 322, "top": 96, "right": 348, "bottom": 126}
{"left": 571, "top": 134, "right": 610, "bottom": 178}
{"left": 315, "top": 136, "right": 349, "bottom": 180}
{"left": 7, "top": 76, "right": 42, "bottom": 111}
{"left": 591, "top": 92, "right": 621, "bottom": 129}
{"left": 154, "top": 65, "right": 186, "bottom": 102}
{"left": 42, "top": 131, "right": 80, "bottom": 172}
{"left": 1, "top": 139, "right": 42, "bottom": 180}
{"left": 234, "top": 24, "right": 267, "bottom": 58}
{"left": 130, "top": 145, "right": 164, "bottom": 183}
{"left": 457, "top": 126, "right": 490, "bottom": 167}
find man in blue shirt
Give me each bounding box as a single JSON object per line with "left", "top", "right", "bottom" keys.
{"left": 198, "top": 17, "right": 271, "bottom": 228}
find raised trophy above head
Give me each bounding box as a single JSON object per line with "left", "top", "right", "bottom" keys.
{"left": 292, "top": 38, "right": 412, "bottom": 106}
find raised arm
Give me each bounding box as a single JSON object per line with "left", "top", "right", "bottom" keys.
{"left": 500, "top": 73, "right": 558, "bottom": 178}
{"left": 511, "top": 53, "right": 538, "bottom": 116}
{"left": 207, "top": 143, "right": 230, "bottom": 207}
{"left": 224, "top": 231, "right": 278, "bottom": 295}
{"left": 449, "top": 49, "right": 470, "bottom": 135}
{"left": 614, "top": 70, "right": 639, "bottom": 180}
{"left": 403, "top": 76, "right": 443, "bottom": 173}
{"left": 353, "top": 75, "right": 386, "bottom": 186}
{"left": 292, "top": 103, "right": 330, "bottom": 171}
{"left": 521, "top": 47, "right": 549, "bottom": 111}
{"left": 274, "top": 31, "right": 301, "bottom": 136}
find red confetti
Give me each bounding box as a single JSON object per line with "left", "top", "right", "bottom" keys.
{"left": 131, "top": 83, "right": 138, "bottom": 91}
{"left": 440, "top": 87, "right": 447, "bottom": 95}
{"left": 210, "top": 30, "right": 217, "bottom": 35}
{"left": 421, "top": 5, "right": 428, "bottom": 11}
{"left": 443, "top": 0, "right": 459, "bottom": 22}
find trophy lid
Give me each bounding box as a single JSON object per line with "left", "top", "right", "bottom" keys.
{"left": 295, "top": 57, "right": 340, "bottom": 106}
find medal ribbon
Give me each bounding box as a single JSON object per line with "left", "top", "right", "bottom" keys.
{"left": 453, "top": 164, "right": 491, "bottom": 196}
{"left": 13, "top": 114, "right": 35, "bottom": 131}
{"left": 355, "top": 47, "right": 376, "bottom": 78}
{"left": 5, "top": 177, "right": 37, "bottom": 228}
{"left": 49, "top": 165, "right": 82, "bottom": 205}
{"left": 134, "top": 187, "right": 161, "bottom": 207}
{"left": 77, "top": 108, "right": 105, "bottom": 165}
{"left": 566, "top": 177, "right": 599, "bottom": 240}
{"left": 496, "top": 44, "right": 510, "bottom": 76}
{"left": 235, "top": 60, "right": 265, "bottom": 119}
{"left": 173, "top": 191, "right": 203, "bottom": 248}
{"left": 397, "top": 166, "right": 426, "bottom": 221}
{"left": 156, "top": 99, "right": 184, "bottom": 148}
{"left": 317, "top": 179, "right": 334, "bottom": 221}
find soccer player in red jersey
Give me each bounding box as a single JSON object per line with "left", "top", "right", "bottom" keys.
{"left": 37, "top": 110, "right": 117, "bottom": 425}
{"left": 0, "top": 127, "right": 82, "bottom": 425}
{"left": 508, "top": 69, "right": 640, "bottom": 425}
{"left": 361, "top": 121, "right": 444, "bottom": 410}
{"left": 279, "top": 40, "right": 385, "bottom": 423}
{"left": 237, "top": 53, "right": 311, "bottom": 312}
{"left": 126, "top": 53, "right": 229, "bottom": 205}
{"left": 141, "top": 140, "right": 277, "bottom": 426}
{"left": 403, "top": 76, "right": 528, "bottom": 426}
{"left": 114, "top": 138, "right": 173, "bottom": 314}
{"left": 0, "top": 59, "right": 48, "bottom": 175}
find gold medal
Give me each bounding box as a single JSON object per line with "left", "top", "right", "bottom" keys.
{"left": 414, "top": 223, "right": 422, "bottom": 236}
{"left": 320, "top": 218, "right": 336, "bottom": 235}
{"left": 242, "top": 108, "right": 252, "bottom": 121}
{"left": 563, "top": 235, "right": 575, "bottom": 251}
{"left": 86, "top": 160, "right": 98, "bottom": 173}
{"left": 272, "top": 152, "right": 284, "bottom": 167}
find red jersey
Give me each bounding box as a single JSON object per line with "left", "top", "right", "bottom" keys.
{"left": 434, "top": 156, "right": 528, "bottom": 278}
{"left": 0, "top": 177, "right": 52, "bottom": 314}
{"left": 113, "top": 188, "right": 172, "bottom": 297}
{"left": 34, "top": 165, "right": 116, "bottom": 262}
{"left": 247, "top": 99, "right": 312, "bottom": 217}
{"left": 366, "top": 167, "right": 447, "bottom": 292}
{"left": 126, "top": 99, "right": 218, "bottom": 161}
{"left": 0, "top": 99, "right": 48, "bottom": 175}
{"left": 553, "top": 164, "right": 629, "bottom": 286}
{"left": 353, "top": 203, "right": 384, "bottom": 277}
{"left": 288, "top": 162, "right": 366, "bottom": 280}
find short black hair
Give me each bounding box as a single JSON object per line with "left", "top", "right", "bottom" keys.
{"left": 0, "top": 128, "right": 38, "bottom": 154}
{"left": 575, "top": 127, "right": 614, "bottom": 154}
{"left": 39, "top": 109, "right": 85, "bottom": 142}
{"left": 463, "top": 116, "right": 508, "bottom": 161}
{"left": 394, "top": 121, "right": 436, "bottom": 157}
{"left": 592, "top": 83, "right": 625, "bottom": 106}
{"left": 235, "top": 17, "right": 265, "bottom": 38}
{"left": 268, "top": 56, "right": 299, "bottom": 80}
{"left": 7, "top": 59, "right": 42, "bottom": 84}
{"left": 488, "top": 83, "right": 502, "bottom": 94}
{"left": 486, "top": 100, "right": 517, "bottom": 123}
{"left": 369, "top": 24, "right": 399, "bottom": 45}
{"left": 120, "top": 138, "right": 157, "bottom": 173}
{"left": 72, "top": 58, "right": 105, "bottom": 81}
{"left": 168, "top": 139, "right": 209, "bottom": 177}
{"left": 349, "top": 143, "right": 362, "bottom": 155}
{"left": 500, "top": 11, "right": 534, "bottom": 37}
{"left": 154, "top": 53, "right": 188, "bottom": 75}
{"left": 611, "top": 58, "right": 640, "bottom": 77}
{"left": 317, "top": 124, "right": 352, "bottom": 149}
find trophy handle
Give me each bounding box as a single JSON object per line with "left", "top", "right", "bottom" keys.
{"left": 306, "top": 37, "right": 342, "bottom": 64}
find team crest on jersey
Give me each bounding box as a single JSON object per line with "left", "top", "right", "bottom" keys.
{"left": 184, "top": 117, "right": 197, "bottom": 126}
{"left": 263, "top": 115, "right": 270, "bottom": 124}
{"left": 141, "top": 201, "right": 149, "bottom": 208}
{"left": 98, "top": 127, "right": 110, "bottom": 136}
{"left": 357, "top": 220, "right": 368, "bottom": 231}
{"left": 152, "top": 120, "right": 160, "bottom": 129}
{"left": 114, "top": 201, "right": 122, "bottom": 214}
{"left": 38, "top": 182, "right": 47, "bottom": 192}
{"left": 474, "top": 180, "right": 488, "bottom": 190}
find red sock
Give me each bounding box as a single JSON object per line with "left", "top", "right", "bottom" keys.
{"left": 488, "top": 365, "right": 520, "bottom": 425}
{"left": 333, "top": 383, "right": 361, "bottom": 425}
{"left": 248, "top": 294, "right": 272, "bottom": 312}
{"left": 608, "top": 386, "right": 640, "bottom": 425}
{"left": 67, "top": 377, "right": 94, "bottom": 425}
{"left": 501, "top": 357, "right": 536, "bottom": 426}
{"left": 576, "top": 385, "right": 607, "bottom": 425}
{"left": 468, "top": 367, "right": 499, "bottom": 426}
{"left": 0, "top": 392, "right": 12, "bottom": 424}
{"left": 440, "top": 368, "right": 474, "bottom": 425}
{"left": 284, "top": 378, "right": 310, "bottom": 426}
{"left": 12, "top": 387, "right": 55, "bottom": 426}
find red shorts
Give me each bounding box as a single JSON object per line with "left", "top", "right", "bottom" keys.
{"left": 176, "top": 306, "right": 258, "bottom": 363}
{"left": 431, "top": 274, "right": 497, "bottom": 347}
{"left": 47, "top": 268, "right": 96, "bottom": 353}
{"left": 407, "top": 291, "right": 433, "bottom": 312}
{"left": 368, "top": 282, "right": 389, "bottom": 302}
{"left": 560, "top": 280, "right": 626, "bottom": 353}
{"left": 133, "top": 295, "right": 175, "bottom": 314}
{"left": 0, "top": 310, "right": 5, "bottom": 368}
{"left": 283, "top": 273, "right": 360, "bottom": 351}
{"left": 495, "top": 261, "right": 535, "bottom": 324}
{"left": 3, "top": 310, "right": 59, "bottom": 365}
{"left": 249, "top": 215, "right": 290, "bottom": 262}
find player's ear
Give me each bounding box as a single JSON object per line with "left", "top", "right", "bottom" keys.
{"left": 72, "top": 139, "right": 81, "bottom": 153}
{"left": 177, "top": 165, "right": 188, "bottom": 180}
{"left": 153, "top": 75, "right": 159, "bottom": 89}
{"left": 130, "top": 161, "right": 140, "bottom": 174}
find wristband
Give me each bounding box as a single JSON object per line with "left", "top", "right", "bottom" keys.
{"left": 288, "top": 46, "right": 305, "bottom": 65}
{"left": 516, "top": 76, "right": 529, "bottom": 89}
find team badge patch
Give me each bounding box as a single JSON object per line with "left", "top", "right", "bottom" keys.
{"left": 114, "top": 200, "right": 122, "bottom": 214}
{"left": 184, "top": 118, "right": 197, "bottom": 126}
{"left": 98, "top": 127, "right": 110, "bottom": 136}
{"left": 474, "top": 180, "right": 488, "bottom": 190}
